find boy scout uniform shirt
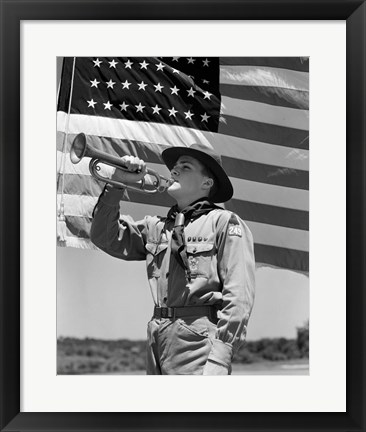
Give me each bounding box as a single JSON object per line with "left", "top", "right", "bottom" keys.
{"left": 90, "top": 185, "right": 256, "bottom": 369}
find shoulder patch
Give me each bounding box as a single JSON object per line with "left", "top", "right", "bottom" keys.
{"left": 228, "top": 214, "right": 242, "bottom": 237}
{"left": 228, "top": 213, "right": 239, "bottom": 225}
{"left": 228, "top": 225, "right": 242, "bottom": 237}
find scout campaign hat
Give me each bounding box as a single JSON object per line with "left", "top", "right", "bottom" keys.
{"left": 162, "top": 143, "right": 234, "bottom": 203}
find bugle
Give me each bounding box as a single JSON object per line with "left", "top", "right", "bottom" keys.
{"left": 70, "top": 133, "right": 173, "bottom": 194}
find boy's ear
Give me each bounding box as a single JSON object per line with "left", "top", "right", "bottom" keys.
{"left": 202, "top": 177, "right": 214, "bottom": 189}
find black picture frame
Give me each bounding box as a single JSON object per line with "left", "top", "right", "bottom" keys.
{"left": 1, "top": 1, "right": 365, "bottom": 431}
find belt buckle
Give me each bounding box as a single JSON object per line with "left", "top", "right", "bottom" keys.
{"left": 161, "top": 307, "right": 172, "bottom": 318}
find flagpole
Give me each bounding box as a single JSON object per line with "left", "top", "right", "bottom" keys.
{"left": 57, "top": 57, "right": 76, "bottom": 243}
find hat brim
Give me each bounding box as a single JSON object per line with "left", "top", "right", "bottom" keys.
{"left": 161, "top": 147, "right": 233, "bottom": 203}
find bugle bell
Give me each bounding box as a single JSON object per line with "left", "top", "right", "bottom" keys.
{"left": 70, "top": 133, "right": 173, "bottom": 194}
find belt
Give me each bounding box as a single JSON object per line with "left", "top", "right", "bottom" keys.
{"left": 153, "top": 305, "right": 217, "bottom": 320}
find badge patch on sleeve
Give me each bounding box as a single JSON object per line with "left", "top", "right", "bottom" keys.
{"left": 228, "top": 225, "right": 242, "bottom": 237}
{"left": 228, "top": 214, "right": 242, "bottom": 237}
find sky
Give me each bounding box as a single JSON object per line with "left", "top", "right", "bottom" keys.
{"left": 57, "top": 246, "right": 309, "bottom": 341}
{"left": 56, "top": 57, "right": 309, "bottom": 342}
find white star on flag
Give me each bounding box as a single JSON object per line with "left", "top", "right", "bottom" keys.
{"left": 152, "top": 105, "right": 162, "bottom": 115}
{"left": 93, "top": 58, "right": 102, "bottom": 67}
{"left": 139, "top": 60, "right": 149, "bottom": 69}
{"left": 172, "top": 57, "right": 180, "bottom": 62}
{"left": 201, "top": 112, "right": 210, "bottom": 122}
{"left": 90, "top": 79, "right": 100, "bottom": 88}
{"left": 121, "top": 80, "right": 131, "bottom": 89}
{"left": 172, "top": 68, "right": 180, "bottom": 74}
{"left": 87, "top": 99, "right": 97, "bottom": 108}
{"left": 103, "top": 101, "right": 112, "bottom": 110}
{"left": 203, "top": 91, "right": 213, "bottom": 100}
{"left": 187, "top": 57, "right": 195, "bottom": 64}
{"left": 124, "top": 60, "right": 133, "bottom": 69}
{"left": 156, "top": 62, "right": 165, "bottom": 71}
{"left": 106, "top": 79, "right": 116, "bottom": 89}
{"left": 203, "top": 59, "right": 210, "bottom": 67}
{"left": 170, "top": 86, "right": 180, "bottom": 95}
{"left": 187, "top": 87, "right": 196, "bottom": 97}
{"left": 109, "top": 59, "right": 118, "bottom": 68}
{"left": 137, "top": 81, "right": 147, "bottom": 91}
{"left": 168, "top": 107, "right": 178, "bottom": 117}
{"left": 135, "top": 103, "right": 145, "bottom": 112}
{"left": 184, "top": 110, "right": 194, "bottom": 120}
{"left": 119, "top": 102, "right": 129, "bottom": 111}
{"left": 154, "top": 83, "right": 164, "bottom": 92}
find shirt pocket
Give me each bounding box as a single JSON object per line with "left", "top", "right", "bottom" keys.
{"left": 186, "top": 242, "right": 215, "bottom": 278}
{"left": 145, "top": 241, "right": 168, "bottom": 278}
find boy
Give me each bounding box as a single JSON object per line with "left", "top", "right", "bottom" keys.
{"left": 90, "top": 143, "right": 255, "bottom": 375}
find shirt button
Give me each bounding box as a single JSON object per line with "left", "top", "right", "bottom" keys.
{"left": 166, "top": 272, "right": 169, "bottom": 277}
{"left": 193, "top": 237, "right": 196, "bottom": 241}
{"left": 163, "top": 297, "right": 167, "bottom": 302}
{"left": 187, "top": 237, "right": 191, "bottom": 242}
{"left": 198, "top": 237, "right": 202, "bottom": 241}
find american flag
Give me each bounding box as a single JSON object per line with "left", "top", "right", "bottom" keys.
{"left": 57, "top": 57, "right": 309, "bottom": 273}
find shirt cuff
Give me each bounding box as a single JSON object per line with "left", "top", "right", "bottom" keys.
{"left": 207, "top": 339, "right": 233, "bottom": 368}
{"left": 99, "top": 185, "right": 126, "bottom": 206}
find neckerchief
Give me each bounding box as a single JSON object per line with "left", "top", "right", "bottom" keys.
{"left": 166, "top": 198, "right": 222, "bottom": 281}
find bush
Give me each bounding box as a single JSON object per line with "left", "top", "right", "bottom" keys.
{"left": 261, "top": 348, "right": 287, "bottom": 361}
{"left": 297, "top": 320, "right": 309, "bottom": 356}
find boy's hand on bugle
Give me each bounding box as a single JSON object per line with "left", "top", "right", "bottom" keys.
{"left": 110, "top": 155, "right": 147, "bottom": 185}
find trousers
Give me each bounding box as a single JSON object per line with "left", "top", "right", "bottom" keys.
{"left": 146, "top": 315, "right": 218, "bottom": 375}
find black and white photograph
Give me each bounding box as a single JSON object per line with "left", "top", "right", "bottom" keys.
{"left": 2, "top": 5, "right": 364, "bottom": 429}
{"left": 56, "top": 56, "right": 309, "bottom": 376}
